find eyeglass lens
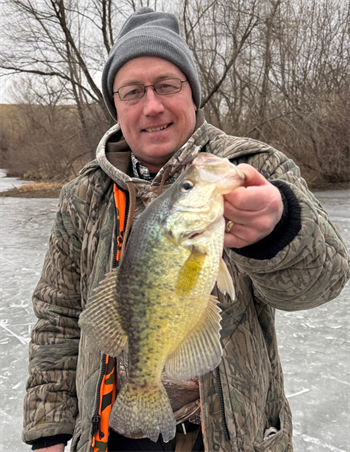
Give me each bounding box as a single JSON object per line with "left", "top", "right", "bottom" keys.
{"left": 117, "top": 78, "right": 185, "bottom": 101}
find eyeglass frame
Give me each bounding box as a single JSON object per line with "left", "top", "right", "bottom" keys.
{"left": 113, "top": 78, "right": 188, "bottom": 101}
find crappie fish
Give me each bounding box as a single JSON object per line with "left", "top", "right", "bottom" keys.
{"left": 79, "top": 153, "right": 245, "bottom": 442}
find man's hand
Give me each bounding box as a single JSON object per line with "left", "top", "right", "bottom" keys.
{"left": 35, "top": 445, "right": 65, "bottom": 452}
{"left": 223, "top": 164, "right": 283, "bottom": 249}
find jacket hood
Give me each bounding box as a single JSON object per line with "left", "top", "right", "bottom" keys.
{"left": 94, "top": 110, "right": 209, "bottom": 193}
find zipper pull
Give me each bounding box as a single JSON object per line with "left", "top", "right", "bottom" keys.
{"left": 92, "top": 414, "right": 101, "bottom": 434}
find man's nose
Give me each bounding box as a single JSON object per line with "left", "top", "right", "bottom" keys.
{"left": 142, "top": 87, "right": 165, "bottom": 116}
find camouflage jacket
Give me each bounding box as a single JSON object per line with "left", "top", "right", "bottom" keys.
{"left": 23, "top": 112, "right": 350, "bottom": 452}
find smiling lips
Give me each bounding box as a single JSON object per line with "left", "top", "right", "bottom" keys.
{"left": 143, "top": 124, "right": 171, "bottom": 133}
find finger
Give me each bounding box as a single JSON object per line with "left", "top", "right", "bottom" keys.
{"left": 236, "top": 164, "right": 269, "bottom": 188}
{"left": 224, "top": 193, "right": 269, "bottom": 221}
{"left": 224, "top": 230, "right": 253, "bottom": 249}
{"left": 224, "top": 222, "right": 264, "bottom": 248}
{"left": 224, "top": 187, "right": 267, "bottom": 212}
{"left": 224, "top": 232, "right": 240, "bottom": 248}
{"left": 225, "top": 181, "right": 282, "bottom": 213}
{"left": 224, "top": 164, "right": 271, "bottom": 211}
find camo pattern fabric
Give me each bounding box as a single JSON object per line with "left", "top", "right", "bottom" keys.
{"left": 22, "top": 113, "right": 350, "bottom": 452}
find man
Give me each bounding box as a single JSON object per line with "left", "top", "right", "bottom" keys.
{"left": 22, "top": 7, "right": 349, "bottom": 452}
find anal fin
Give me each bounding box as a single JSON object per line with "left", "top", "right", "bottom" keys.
{"left": 165, "top": 295, "right": 222, "bottom": 381}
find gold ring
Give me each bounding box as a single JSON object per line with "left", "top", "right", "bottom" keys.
{"left": 226, "top": 220, "right": 234, "bottom": 233}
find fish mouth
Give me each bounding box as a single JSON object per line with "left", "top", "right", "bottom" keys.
{"left": 192, "top": 153, "right": 246, "bottom": 192}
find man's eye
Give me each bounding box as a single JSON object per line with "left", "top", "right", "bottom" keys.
{"left": 158, "top": 83, "right": 172, "bottom": 89}
{"left": 123, "top": 86, "right": 143, "bottom": 99}
{"left": 157, "top": 81, "right": 177, "bottom": 93}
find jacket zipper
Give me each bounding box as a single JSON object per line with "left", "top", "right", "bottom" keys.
{"left": 112, "top": 201, "right": 118, "bottom": 269}
{"left": 216, "top": 366, "right": 231, "bottom": 442}
{"left": 92, "top": 183, "right": 130, "bottom": 437}
{"left": 113, "top": 183, "right": 130, "bottom": 269}
{"left": 92, "top": 353, "right": 107, "bottom": 437}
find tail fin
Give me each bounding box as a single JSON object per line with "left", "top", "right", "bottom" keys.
{"left": 109, "top": 381, "right": 176, "bottom": 443}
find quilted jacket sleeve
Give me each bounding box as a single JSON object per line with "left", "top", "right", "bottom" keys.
{"left": 22, "top": 184, "right": 85, "bottom": 442}
{"left": 230, "top": 148, "right": 350, "bottom": 311}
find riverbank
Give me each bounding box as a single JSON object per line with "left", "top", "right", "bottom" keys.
{"left": 0, "top": 179, "right": 349, "bottom": 198}
{"left": 0, "top": 181, "right": 64, "bottom": 198}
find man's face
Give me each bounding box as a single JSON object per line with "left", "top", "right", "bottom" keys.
{"left": 113, "top": 56, "right": 197, "bottom": 172}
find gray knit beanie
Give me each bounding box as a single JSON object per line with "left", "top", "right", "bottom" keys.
{"left": 102, "top": 7, "right": 201, "bottom": 121}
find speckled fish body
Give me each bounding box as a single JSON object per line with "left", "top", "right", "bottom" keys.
{"left": 79, "top": 153, "right": 245, "bottom": 442}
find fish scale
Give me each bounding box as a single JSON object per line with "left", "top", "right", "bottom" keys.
{"left": 79, "top": 153, "right": 245, "bottom": 442}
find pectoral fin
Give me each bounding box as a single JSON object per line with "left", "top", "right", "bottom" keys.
{"left": 165, "top": 295, "right": 222, "bottom": 380}
{"left": 79, "top": 269, "right": 128, "bottom": 356}
{"left": 217, "top": 258, "right": 235, "bottom": 300}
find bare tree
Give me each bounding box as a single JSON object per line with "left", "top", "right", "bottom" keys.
{"left": 0, "top": 0, "right": 162, "bottom": 167}
{"left": 1, "top": 0, "right": 349, "bottom": 185}
{"left": 177, "top": 0, "right": 349, "bottom": 184}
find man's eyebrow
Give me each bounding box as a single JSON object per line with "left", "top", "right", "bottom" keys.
{"left": 118, "top": 74, "right": 182, "bottom": 86}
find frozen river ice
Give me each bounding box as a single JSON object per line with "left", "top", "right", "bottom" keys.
{"left": 0, "top": 173, "right": 349, "bottom": 452}
{"left": 0, "top": 169, "right": 35, "bottom": 192}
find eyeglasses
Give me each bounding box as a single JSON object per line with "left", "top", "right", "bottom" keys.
{"left": 113, "top": 78, "right": 188, "bottom": 101}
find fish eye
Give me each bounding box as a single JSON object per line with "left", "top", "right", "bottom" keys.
{"left": 180, "top": 180, "right": 194, "bottom": 192}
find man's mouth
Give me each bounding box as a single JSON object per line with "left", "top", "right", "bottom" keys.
{"left": 143, "top": 123, "right": 171, "bottom": 133}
